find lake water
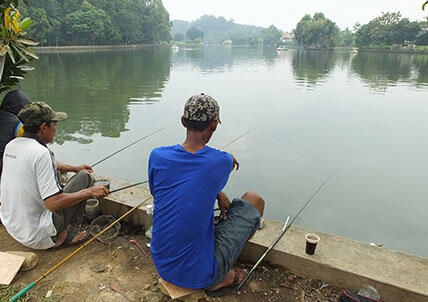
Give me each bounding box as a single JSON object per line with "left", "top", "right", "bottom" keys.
{"left": 19, "top": 46, "right": 428, "bottom": 258}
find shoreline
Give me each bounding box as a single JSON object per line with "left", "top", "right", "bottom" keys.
{"left": 34, "top": 44, "right": 160, "bottom": 53}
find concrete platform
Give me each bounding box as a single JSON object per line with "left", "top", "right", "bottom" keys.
{"left": 98, "top": 176, "right": 428, "bottom": 302}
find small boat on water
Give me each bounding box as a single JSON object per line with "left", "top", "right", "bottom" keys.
{"left": 172, "top": 44, "right": 179, "bottom": 51}
{"left": 351, "top": 48, "right": 358, "bottom": 54}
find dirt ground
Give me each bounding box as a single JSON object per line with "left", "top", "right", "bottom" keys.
{"left": 0, "top": 222, "right": 343, "bottom": 302}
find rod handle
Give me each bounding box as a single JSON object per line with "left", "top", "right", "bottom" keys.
{"left": 9, "top": 282, "right": 35, "bottom": 302}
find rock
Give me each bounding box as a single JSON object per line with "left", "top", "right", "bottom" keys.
{"left": 248, "top": 280, "right": 262, "bottom": 293}
{"left": 91, "top": 264, "right": 107, "bottom": 273}
{"left": 6, "top": 251, "right": 39, "bottom": 271}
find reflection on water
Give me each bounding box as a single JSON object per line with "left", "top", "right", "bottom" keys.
{"left": 11, "top": 46, "right": 428, "bottom": 258}
{"left": 291, "top": 50, "right": 338, "bottom": 88}
{"left": 21, "top": 47, "right": 171, "bottom": 143}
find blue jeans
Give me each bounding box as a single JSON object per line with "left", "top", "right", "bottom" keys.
{"left": 208, "top": 198, "right": 261, "bottom": 288}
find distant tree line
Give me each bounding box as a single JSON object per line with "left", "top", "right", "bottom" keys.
{"left": 172, "top": 15, "right": 282, "bottom": 47}
{"left": 294, "top": 12, "right": 428, "bottom": 49}
{"left": 19, "top": 0, "right": 171, "bottom": 46}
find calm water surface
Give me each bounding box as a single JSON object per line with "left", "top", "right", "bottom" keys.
{"left": 17, "top": 46, "right": 428, "bottom": 257}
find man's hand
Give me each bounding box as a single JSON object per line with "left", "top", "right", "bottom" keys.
{"left": 217, "top": 191, "right": 231, "bottom": 220}
{"left": 87, "top": 185, "right": 109, "bottom": 199}
{"left": 230, "top": 153, "right": 239, "bottom": 171}
{"left": 74, "top": 164, "right": 93, "bottom": 173}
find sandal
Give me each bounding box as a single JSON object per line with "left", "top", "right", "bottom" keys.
{"left": 205, "top": 268, "right": 247, "bottom": 297}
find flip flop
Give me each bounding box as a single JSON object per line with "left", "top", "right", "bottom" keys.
{"left": 51, "top": 230, "right": 88, "bottom": 250}
{"left": 205, "top": 268, "right": 247, "bottom": 297}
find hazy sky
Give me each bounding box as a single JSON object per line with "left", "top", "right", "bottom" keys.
{"left": 163, "top": 0, "right": 427, "bottom": 31}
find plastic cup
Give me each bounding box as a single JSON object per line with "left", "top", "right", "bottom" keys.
{"left": 305, "top": 233, "right": 320, "bottom": 255}
{"left": 85, "top": 198, "right": 100, "bottom": 220}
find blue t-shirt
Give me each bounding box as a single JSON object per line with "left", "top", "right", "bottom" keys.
{"left": 148, "top": 144, "right": 233, "bottom": 289}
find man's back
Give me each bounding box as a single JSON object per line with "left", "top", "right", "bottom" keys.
{"left": 148, "top": 144, "right": 232, "bottom": 289}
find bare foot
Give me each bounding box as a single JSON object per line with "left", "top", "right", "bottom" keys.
{"left": 70, "top": 231, "right": 87, "bottom": 244}
{"left": 53, "top": 229, "right": 68, "bottom": 248}
{"left": 53, "top": 230, "right": 87, "bottom": 248}
{"left": 208, "top": 268, "right": 248, "bottom": 291}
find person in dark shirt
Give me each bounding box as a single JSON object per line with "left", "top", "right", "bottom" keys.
{"left": 0, "top": 90, "right": 31, "bottom": 180}
{"left": 149, "top": 93, "right": 265, "bottom": 294}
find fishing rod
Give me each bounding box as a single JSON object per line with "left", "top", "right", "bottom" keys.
{"left": 221, "top": 122, "right": 265, "bottom": 150}
{"left": 9, "top": 196, "right": 153, "bottom": 302}
{"left": 236, "top": 169, "right": 339, "bottom": 291}
{"left": 109, "top": 181, "right": 148, "bottom": 194}
{"left": 91, "top": 122, "right": 177, "bottom": 167}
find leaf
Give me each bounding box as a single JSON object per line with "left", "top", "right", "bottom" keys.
{"left": 17, "top": 37, "right": 39, "bottom": 46}
{"left": 19, "top": 46, "right": 39, "bottom": 60}
{"left": 6, "top": 46, "right": 15, "bottom": 64}
{"left": 423, "top": 1, "right": 428, "bottom": 11}
{"left": 11, "top": 43, "right": 29, "bottom": 62}
{"left": 19, "top": 18, "right": 32, "bottom": 31}
{"left": 17, "top": 65, "right": 34, "bottom": 71}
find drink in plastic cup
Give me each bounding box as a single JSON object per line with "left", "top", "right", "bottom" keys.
{"left": 305, "top": 233, "right": 320, "bottom": 255}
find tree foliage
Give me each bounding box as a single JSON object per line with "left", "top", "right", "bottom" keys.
{"left": 19, "top": 0, "right": 171, "bottom": 46}
{"left": 172, "top": 15, "right": 264, "bottom": 45}
{"left": 294, "top": 13, "right": 339, "bottom": 49}
{"left": 186, "top": 27, "right": 204, "bottom": 41}
{"left": 261, "top": 25, "right": 282, "bottom": 46}
{"left": 355, "top": 12, "right": 422, "bottom": 47}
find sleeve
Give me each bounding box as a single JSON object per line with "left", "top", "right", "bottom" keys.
{"left": 35, "top": 149, "right": 62, "bottom": 200}
{"left": 15, "top": 122, "right": 24, "bottom": 137}
{"left": 217, "top": 152, "right": 233, "bottom": 192}
{"left": 148, "top": 150, "right": 155, "bottom": 194}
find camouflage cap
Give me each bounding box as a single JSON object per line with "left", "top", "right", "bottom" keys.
{"left": 18, "top": 102, "right": 67, "bottom": 127}
{"left": 183, "top": 93, "right": 221, "bottom": 123}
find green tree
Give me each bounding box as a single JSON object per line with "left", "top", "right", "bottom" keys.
{"left": 261, "top": 25, "right": 282, "bottom": 47}
{"left": 21, "top": 0, "right": 171, "bottom": 46}
{"left": 294, "top": 13, "right": 339, "bottom": 49}
{"left": 355, "top": 12, "right": 422, "bottom": 48}
{"left": 336, "top": 28, "right": 354, "bottom": 47}
{"left": 174, "top": 32, "right": 184, "bottom": 41}
{"left": 186, "top": 27, "right": 204, "bottom": 41}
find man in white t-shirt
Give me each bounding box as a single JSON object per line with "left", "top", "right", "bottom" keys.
{"left": 0, "top": 102, "right": 109, "bottom": 250}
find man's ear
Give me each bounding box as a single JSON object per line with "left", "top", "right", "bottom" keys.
{"left": 211, "top": 120, "right": 218, "bottom": 131}
{"left": 181, "top": 116, "right": 187, "bottom": 128}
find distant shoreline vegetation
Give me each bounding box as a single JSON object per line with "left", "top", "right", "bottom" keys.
{"left": 19, "top": 1, "right": 428, "bottom": 51}
{"left": 19, "top": 0, "right": 171, "bottom": 46}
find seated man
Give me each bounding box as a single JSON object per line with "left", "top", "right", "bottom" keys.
{"left": 0, "top": 102, "right": 109, "bottom": 250}
{"left": 148, "top": 93, "right": 265, "bottom": 293}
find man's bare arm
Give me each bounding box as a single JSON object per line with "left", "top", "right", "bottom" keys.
{"left": 44, "top": 185, "right": 109, "bottom": 212}
{"left": 56, "top": 162, "right": 94, "bottom": 173}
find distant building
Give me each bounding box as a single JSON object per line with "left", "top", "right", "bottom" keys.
{"left": 281, "top": 31, "right": 294, "bottom": 42}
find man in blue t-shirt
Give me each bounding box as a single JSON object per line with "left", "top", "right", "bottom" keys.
{"left": 148, "top": 93, "right": 265, "bottom": 294}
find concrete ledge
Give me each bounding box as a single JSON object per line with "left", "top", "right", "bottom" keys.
{"left": 241, "top": 220, "right": 428, "bottom": 302}
{"left": 96, "top": 176, "right": 428, "bottom": 302}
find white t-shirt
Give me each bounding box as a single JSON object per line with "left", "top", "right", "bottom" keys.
{"left": 0, "top": 137, "right": 62, "bottom": 249}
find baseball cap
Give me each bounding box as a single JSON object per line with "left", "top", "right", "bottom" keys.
{"left": 183, "top": 93, "right": 221, "bottom": 123}
{"left": 18, "top": 102, "right": 67, "bottom": 127}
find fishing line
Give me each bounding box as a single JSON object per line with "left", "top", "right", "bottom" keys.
{"left": 236, "top": 169, "right": 339, "bottom": 290}
{"left": 91, "top": 122, "right": 177, "bottom": 167}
